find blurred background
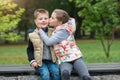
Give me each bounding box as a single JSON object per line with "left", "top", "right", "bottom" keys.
{"left": 0, "top": 0, "right": 120, "bottom": 64}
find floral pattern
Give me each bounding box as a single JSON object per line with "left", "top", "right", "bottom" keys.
{"left": 53, "top": 19, "right": 82, "bottom": 64}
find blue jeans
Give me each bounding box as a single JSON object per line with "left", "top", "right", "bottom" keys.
{"left": 37, "top": 60, "right": 60, "bottom": 80}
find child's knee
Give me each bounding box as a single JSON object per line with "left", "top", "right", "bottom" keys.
{"left": 61, "top": 70, "right": 70, "bottom": 80}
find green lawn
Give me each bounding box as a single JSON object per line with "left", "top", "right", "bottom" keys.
{"left": 0, "top": 44, "right": 29, "bottom": 64}
{"left": 0, "top": 40, "right": 120, "bottom": 64}
{"left": 76, "top": 39, "right": 120, "bottom": 63}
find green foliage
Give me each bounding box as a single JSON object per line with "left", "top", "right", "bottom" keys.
{"left": 0, "top": 0, "right": 25, "bottom": 42}
{"left": 43, "top": 0, "right": 71, "bottom": 14}
{"left": 1, "top": 33, "right": 21, "bottom": 42}
{"left": 75, "top": 0, "right": 120, "bottom": 32}
{"left": 73, "top": 0, "right": 120, "bottom": 57}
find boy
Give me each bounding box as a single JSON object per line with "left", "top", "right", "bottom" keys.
{"left": 27, "top": 8, "right": 60, "bottom": 80}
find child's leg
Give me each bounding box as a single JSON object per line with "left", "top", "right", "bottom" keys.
{"left": 47, "top": 61, "right": 60, "bottom": 80}
{"left": 37, "top": 61, "right": 50, "bottom": 80}
{"left": 60, "top": 62, "right": 73, "bottom": 80}
{"left": 73, "top": 57, "right": 92, "bottom": 80}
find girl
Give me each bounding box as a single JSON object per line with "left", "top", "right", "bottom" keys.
{"left": 38, "top": 9, "right": 92, "bottom": 80}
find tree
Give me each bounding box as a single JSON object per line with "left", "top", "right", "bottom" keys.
{"left": 0, "top": 0, "right": 25, "bottom": 43}
{"left": 73, "top": 0, "right": 120, "bottom": 57}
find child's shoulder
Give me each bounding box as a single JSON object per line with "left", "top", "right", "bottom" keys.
{"left": 28, "top": 29, "right": 38, "bottom": 36}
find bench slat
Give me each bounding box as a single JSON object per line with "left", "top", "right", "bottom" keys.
{"left": 0, "top": 63, "right": 120, "bottom": 74}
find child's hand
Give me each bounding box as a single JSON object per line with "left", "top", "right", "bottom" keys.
{"left": 37, "top": 25, "right": 42, "bottom": 29}
{"left": 30, "top": 61, "right": 38, "bottom": 68}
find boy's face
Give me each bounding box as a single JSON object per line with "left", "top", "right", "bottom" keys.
{"left": 49, "top": 12, "right": 62, "bottom": 27}
{"left": 34, "top": 13, "right": 49, "bottom": 29}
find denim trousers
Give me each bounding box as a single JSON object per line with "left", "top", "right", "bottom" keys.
{"left": 37, "top": 60, "right": 60, "bottom": 80}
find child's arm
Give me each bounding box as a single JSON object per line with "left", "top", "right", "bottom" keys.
{"left": 38, "top": 29, "right": 70, "bottom": 46}
{"left": 27, "top": 39, "right": 37, "bottom": 66}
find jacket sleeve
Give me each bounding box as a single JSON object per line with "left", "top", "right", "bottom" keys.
{"left": 38, "top": 29, "right": 70, "bottom": 46}
{"left": 27, "top": 39, "right": 34, "bottom": 62}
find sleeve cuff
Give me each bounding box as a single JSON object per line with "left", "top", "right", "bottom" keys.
{"left": 30, "top": 60, "right": 36, "bottom": 65}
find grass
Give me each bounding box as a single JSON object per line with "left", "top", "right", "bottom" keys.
{"left": 76, "top": 39, "right": 120, "bottom": 63}
{"left": 0, "top": 40, "right": 120, "bottom": 64}
{"left": 0, "top": 44, "right": 29, "bottom": 64}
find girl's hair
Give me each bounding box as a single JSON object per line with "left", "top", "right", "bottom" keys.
{"left": 34, "top": 8, "right": 49, "bottom": 19}
{"left": 53, "top": 9, "right": 69, "bottom": 24}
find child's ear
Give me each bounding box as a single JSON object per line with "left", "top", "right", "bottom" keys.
{"left": 34, "top": 19, "right": 36, "bottom": 23}
{"left": 34, "top": 19, "right": 37, "bottom": 24}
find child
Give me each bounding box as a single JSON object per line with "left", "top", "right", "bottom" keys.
{"left": 38, "top": 9, "right": 92, "bottom": 80}
{"left": 27, "top": 8, "right": 60, "bottom": 80}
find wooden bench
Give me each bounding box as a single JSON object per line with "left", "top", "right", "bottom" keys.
{"left": 0, "top": 63, "right": 120, "bottom": 76}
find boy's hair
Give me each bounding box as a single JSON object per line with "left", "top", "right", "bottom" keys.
{"left": 53, "top": 9, "right": 69, "bottom": 24}
{"left": 34, "top": 8, "right": 49, "bottom": 19}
